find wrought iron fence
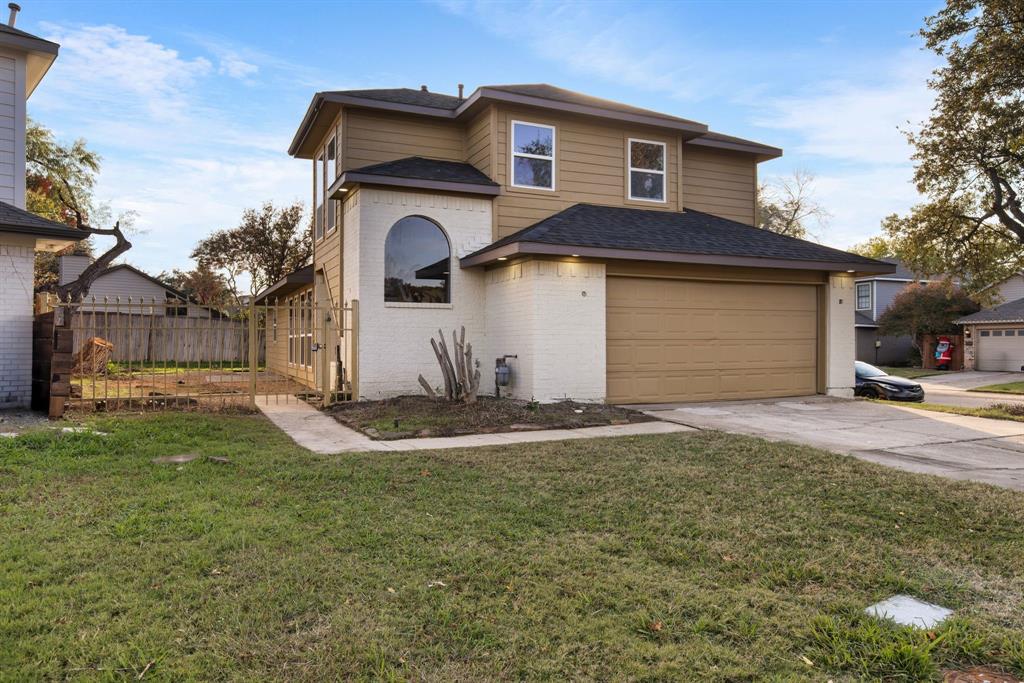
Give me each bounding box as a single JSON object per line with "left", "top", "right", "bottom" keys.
{"left": 40, "top": 294, "right": 357, "bottom": 413}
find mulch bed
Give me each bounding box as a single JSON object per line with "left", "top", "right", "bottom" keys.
{"left": 326, "top": 395, "right": 654, "bottom": 439}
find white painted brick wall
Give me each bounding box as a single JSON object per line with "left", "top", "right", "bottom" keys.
{"left": 0, "top": 235, "right": 35, "bottom": 407}
{"left": 347, "top": 188, "right": 491, "bottom": 399}
{"left": 827, "top": 274, "right": 855, "bottom": 397}
{"left": 485, "top": 259, "right": 606, "bottom": 402}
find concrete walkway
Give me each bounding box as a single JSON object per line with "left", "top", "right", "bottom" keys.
{"left": 640, "top": 396, "right": 1024, "bottom": 491}
{"left": 256, "top": 398, "right": 693, "bottom": 454}
{"left": 917, "top": 371, "right": 1024, "bottom": 409}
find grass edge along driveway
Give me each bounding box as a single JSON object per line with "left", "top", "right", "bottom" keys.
{"left": 971, "top": 381, "right": 1024, "bottom": 395}
{"left": 2, "top": 413, "right": 1023, "bottom": 681}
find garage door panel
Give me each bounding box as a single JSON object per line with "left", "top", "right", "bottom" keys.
{"left": 977, "top": 329, "right": 1024, "bottom": 371}
{"left": 607, "top": 277, "right": 818, "bottom": 403}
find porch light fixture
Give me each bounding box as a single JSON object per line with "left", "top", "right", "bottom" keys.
{"left": 571, "top": 254, "right": 580, "bottom": 257}
{"left": 846, "top": 269, "right": 855, "bottom": 273}
{"left": 497, "top": 256, "right": 508, "bottom": 261}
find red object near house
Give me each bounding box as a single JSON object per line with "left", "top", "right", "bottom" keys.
{"left": 934, "top": 335, "right": 954, "bottom": 370}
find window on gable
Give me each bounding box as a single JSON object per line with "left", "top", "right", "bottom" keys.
{"left": 326, "top": 137, "right": 337, "bottom": 233}
{"left": 628, "top": 139, "right": 666, "bottom": 202}
{"left": 384, "top": 216, "right": 450, "bottom": 304}
{"left": 856, "top": 282, "right": 872, "bottom": 310}
{"left": 511, "top": 121, "right": 554, "bottom": 190}
{"left": 314, "top": 152, "right": 324, "bottom": 241}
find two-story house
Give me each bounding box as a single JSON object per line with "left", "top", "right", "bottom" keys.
{"left": 0, "top": 9, "right": 85, "bottom": 408}
{"left": 854, "top": 258, "right": 944, "bottom": 366}
{"left": 259, "top": 83, "right": 889, "bottom": 404}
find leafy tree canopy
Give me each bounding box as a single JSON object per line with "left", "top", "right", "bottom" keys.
{"left": 159, "top": 263, "right": 234, "bottom": 308}
{"left": 882, "top": 0, "right": 1024, "bottom": 295}
{"left": 191, "top": 201, "right": 310, "bottom": 304}
{"left": 877, "top": 282, "right": 980, "bottom": 350}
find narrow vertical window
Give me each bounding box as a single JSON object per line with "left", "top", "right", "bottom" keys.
{"left": 326, "top": 137, "right": 337, "bottom": 233}
{"left": 856, "top": 283, "right": 872, "bottom": 310}
{"left": 511, "top": 121, "right": 555, "bottom": 190}
{"left": 314, "top": 151, "right": 324, "bottom": 240}
{"left": 628, "top": 139, "right": 666, "bottom": 202}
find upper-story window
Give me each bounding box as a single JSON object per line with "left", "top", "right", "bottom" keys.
{"left": 511, "top": 120, "right": 555, "bottom": 190}
{"left": 384, "top": 216, "right": 450, "bottom": 304}
{"left": 314, "top": 150, "right": 324, "bottom": 240}
{"left": 325, "top": 137, "right": 337, "bottom": 233}
{"left": 628, "top": 138, "right": 666, "bottom": 202}
{"left": 856, "top": 282, "right": 872, "bottom": 310}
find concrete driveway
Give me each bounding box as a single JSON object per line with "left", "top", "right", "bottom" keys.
{"left": 918, "top": 371, "right": 1024, "bottom": 409}
{"left": 639, "top": 396, "right": 1024, "bottom": 491}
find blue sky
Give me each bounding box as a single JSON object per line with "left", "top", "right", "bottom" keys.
{"left": 25, "top": 0, "right": 940, "bottom": 276}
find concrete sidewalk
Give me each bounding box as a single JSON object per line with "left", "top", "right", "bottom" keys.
{"left": 918, "top": 371, "right": 1024, "bottom": 409}
{"left": 256, "top": 398, "right": 693, "bottom": 454}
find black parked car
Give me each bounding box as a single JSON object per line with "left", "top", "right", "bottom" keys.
{"left": 854, "top": 361, "right": 925, "bottom": 402}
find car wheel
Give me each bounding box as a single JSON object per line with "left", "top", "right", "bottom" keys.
{"left": 866, "top": 386, "right": 884, "bottom": 400}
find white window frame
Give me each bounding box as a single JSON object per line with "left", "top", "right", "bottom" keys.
{"left": 510, "top": 120, "right": 556, "bottom": 191}
{"left": 855, "top": 282, "right": 872, "bottom": 311}
{"left": 627, "top": 138, "right": 667, "bottom": 203}
{"left": 325, "top": 135, "right": 337, "bottom": 234}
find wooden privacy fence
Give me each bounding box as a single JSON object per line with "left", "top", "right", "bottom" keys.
{"left": 67, "top": 310, "right": 256, "bottom": 364}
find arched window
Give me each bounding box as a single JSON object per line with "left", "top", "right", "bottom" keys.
{"left": 384, "top": 216, "right": 450, "bottom": 304}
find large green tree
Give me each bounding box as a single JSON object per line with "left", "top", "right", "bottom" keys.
{"left": 159, "top": 263, "right": 233, "bottom": 308}
{"left": 191, "top": 201, "right": 310, "bottom": 305}
{"left": 882, "top": 0, "right": 1024, "bottom": 296}
{"left": 26, "top": 118, "right": 133, "bottom": 301}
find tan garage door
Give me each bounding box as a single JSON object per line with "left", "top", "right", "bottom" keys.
{"left": 607, "top": 277, "right": 818, "bottom": 403}
{"left": 976, "top": 328, "right": 1024, "bottom": 371}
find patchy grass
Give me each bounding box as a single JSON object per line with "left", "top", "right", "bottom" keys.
{"left": 327, "top": 395, "right": 652, "bottom": 439}
{"left": 970, "top": 381, "right": 1024, "bottom": 395}
{"left": 880, "top": 366, "right": 944, "bottom": 379}
{"left": 891, "top": 401, "right": 1024, "bottom": 423}
{"left": 2, "top": 414, "right": 1024, "bottom": 680}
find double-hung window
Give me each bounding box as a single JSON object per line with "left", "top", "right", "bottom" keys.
{"left": 511, "top": 120, "right": 555, "bottom": 190}
{"left": 628, "top": 138, "right": 666, "bottom": 202}
{"left": 856, "top": 282, "right": 872, "bottom": 310}
{"left": 325, "top": 137, "right": 337, "bottom": 233}
{"left": 314, "top": 151, "right": 324, "bottom": 240}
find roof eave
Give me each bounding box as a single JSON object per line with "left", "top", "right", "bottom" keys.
{"left": 459, "top": 87, "right": 709, "bottom": 137}
{"left": 685, "top": 136, "right": 783, "bottom": 161}
{"left": 460, "top": 241, "right": 893, "bottom": 274}
{"left": 254, "top": 266, "right": 314, "bottom": 303}
{"left": 956, "top": 317, "right": 1024, "bottom": 325}
{"left": 329, "top": 171, "right": 500, "bottom": 199}
{"left": 0, "top": 222, "right": 86, "bottom": 240}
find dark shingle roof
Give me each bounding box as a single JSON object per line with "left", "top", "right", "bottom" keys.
{"left": 325, "top": 88, "right": 461, "bottom": 110}
{"left": 957, "top": 297, "right": 1024, "bottom": 324}
{"left": 0, "top": 22, "right": 59, "bottom": 51}
{"left": 479, "top": 84, "right": 702, "bottom": 126}
{"left": 855, "top": 311, "right": 877, "bottom": 327}
{"left": 0, "top": 201, "right": 85, "bottom": 240}
{"left": 465, "top": 203, "right": 888, "bottom": 268}
{"left": 349, "top": 157, "right": 497, "bottom": 186}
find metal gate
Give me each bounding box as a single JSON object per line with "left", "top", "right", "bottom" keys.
{"left": 38, "top": 294, "right": 357, "bottom": 415}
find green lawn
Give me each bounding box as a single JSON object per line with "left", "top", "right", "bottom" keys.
{"left": 2, "top": 415, "right": 1023, "bottom": 680}
{"left": 893, "top": 401, "right": 1024, "bottom": 423}
{"left": 970, "top": 381, "right": 1024, "bottom": 395}
{"left": 880, "top": 366, "right": 943, "bottom": 379}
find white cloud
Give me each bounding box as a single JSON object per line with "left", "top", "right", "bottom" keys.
{"left": 37, "top": 23, "right": 212, "bottom": 121}
{"left": 218, "top": 54, "right": 258, "bottom": 79}
{"left": 754, "top": 49, "right": 938, "bottom": 166}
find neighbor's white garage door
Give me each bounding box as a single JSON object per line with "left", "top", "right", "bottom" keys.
{"left": 976, "top": 327, "right": 1024, "bottom": 372}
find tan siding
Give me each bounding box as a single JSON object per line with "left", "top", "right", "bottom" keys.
{"left": 681, "top": 146, "right": 756, "bottom": 225}
{"left": 465, "top": 107, "right": 492, "bottom": 176}
{"left": 493, "top": 105, "right": 682, "bottom": 239}
{"left": 341, "top": 109, "right": 464, "bottom": 170}
{"left": 263, "top": 287, "right": 317, "bottom": 387}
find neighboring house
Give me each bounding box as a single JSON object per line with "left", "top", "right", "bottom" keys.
{"left": 957, "top": 298, "right": 1024, "bottom": 372}
{"left": 853, "top": 258, "right": 943, "bottom": 365}
{"left": 0, "top": 11, "right": 85, "bottom": 408}
{"left": 977, "top": 271, "right": 1024, "bottom": 305}
{"left": 258, "top": 83, "right": 889, "bottom": 404}
{"left": 57, "top": 254, "right": 216, "bottom": 317}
